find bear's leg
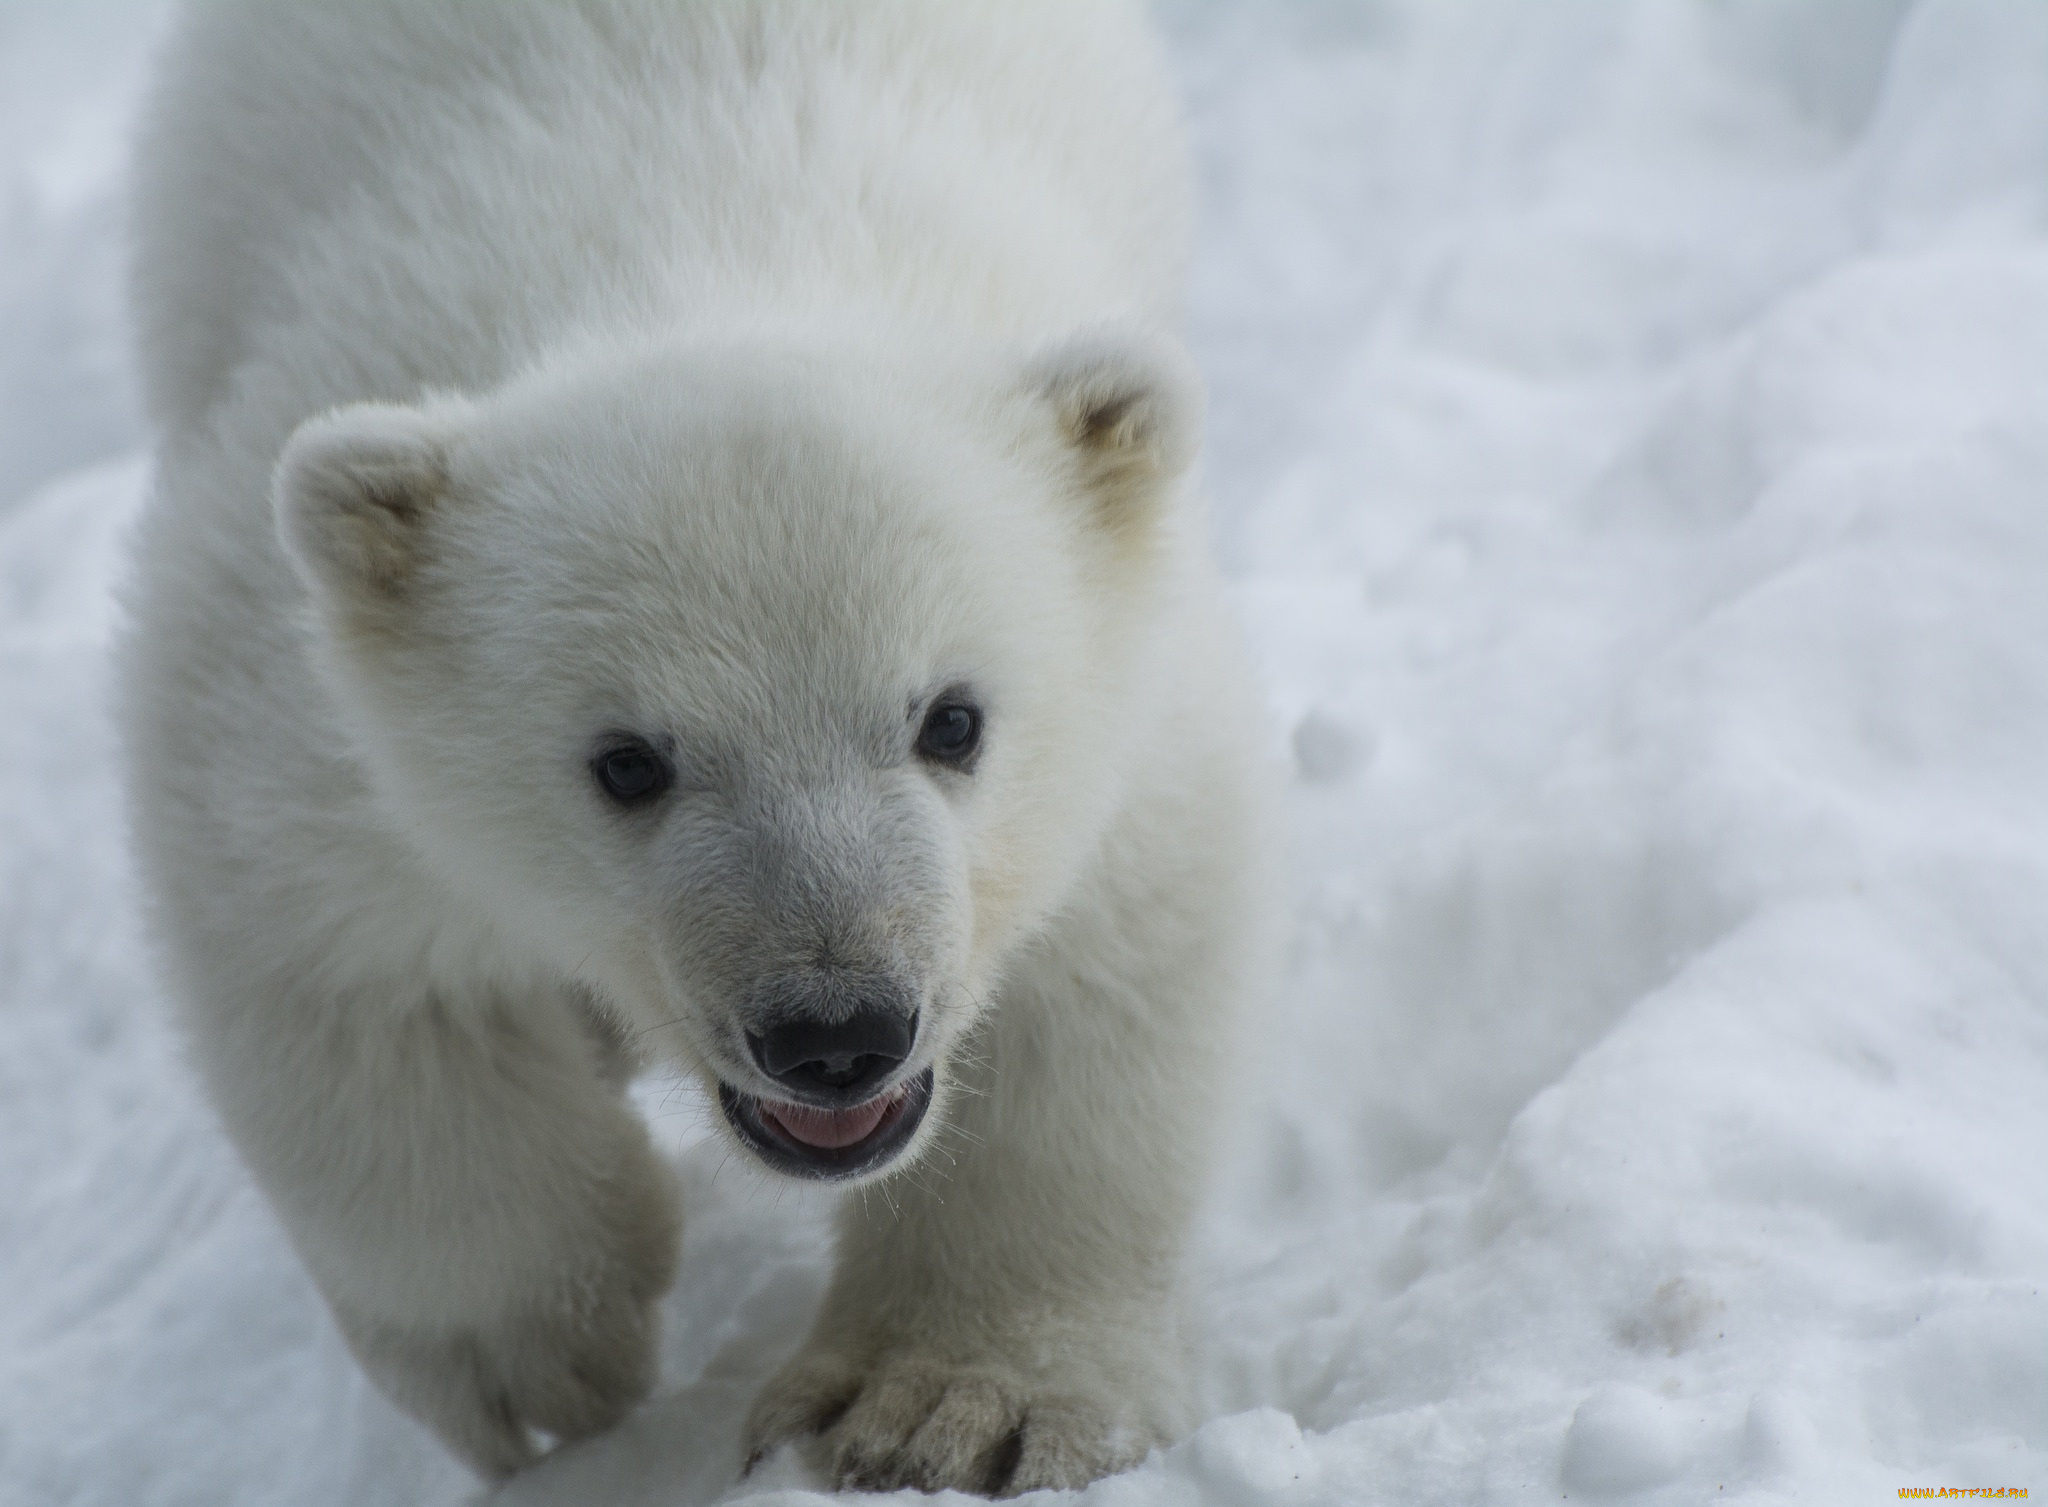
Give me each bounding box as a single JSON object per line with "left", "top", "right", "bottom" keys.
{"left": 192, "top": 982, "right": 680, "bottom": 1477}
{"left": 745, "top": 827, "right": 1249, "bottom": 1494}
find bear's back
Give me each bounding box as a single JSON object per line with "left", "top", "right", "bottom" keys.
{"left": 130, "top": 0, "right": 1191, "bottom": 436}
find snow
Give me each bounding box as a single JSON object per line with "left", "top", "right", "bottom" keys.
{"left": 3, "top": 2, "right": 2044, "bottom": 1503}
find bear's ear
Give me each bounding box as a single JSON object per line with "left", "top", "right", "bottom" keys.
{"left": 1024, "top": 332, "right": 1203, "bottom": 535}
{"left": 273, "top": 401, "right": 464, "bottom": 605}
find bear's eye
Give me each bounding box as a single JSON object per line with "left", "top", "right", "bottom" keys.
{"left": 916, "top": 697, "right": 983, "bottom": 768}
{"left": 592, "top": 740, "right": 673, "bottom": 805}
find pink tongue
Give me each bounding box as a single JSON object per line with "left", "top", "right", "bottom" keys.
{"left": 763, "top": 1092, "right": 895, "bottom": 1150}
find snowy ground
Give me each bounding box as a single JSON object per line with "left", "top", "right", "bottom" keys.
{"left": 3, "top": 2, "right": 2045, "bottom": 1503}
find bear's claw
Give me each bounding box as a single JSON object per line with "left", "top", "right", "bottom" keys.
{"left": 747, "top": 1348, "right": 1147, "bottom": 1496}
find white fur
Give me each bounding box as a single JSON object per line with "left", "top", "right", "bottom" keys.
{"left": 121, "top": 1, "right": 1276, "bottom": 1493}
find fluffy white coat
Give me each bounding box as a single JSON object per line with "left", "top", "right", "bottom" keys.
{"left": 120, "top": 0, "right": 1275, "bottom": 1493}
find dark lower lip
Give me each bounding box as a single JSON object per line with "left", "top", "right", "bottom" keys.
{"left": 718, "top": 1067, "right": 935, "bottom": 1181}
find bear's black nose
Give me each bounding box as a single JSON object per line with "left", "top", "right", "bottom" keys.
{"left": 747, "top": 1008, "right": 915, "bottom": 1103}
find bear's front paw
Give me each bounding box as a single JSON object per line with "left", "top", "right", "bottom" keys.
{"left": 746, "top": 1345, "right": 1159, "bottom": 1496}
{"left": 338, "top": 1283, "right": 665, "bottom": 1479}
{"left": 325, "top": 1130, "right": 681, "bottom": 1479}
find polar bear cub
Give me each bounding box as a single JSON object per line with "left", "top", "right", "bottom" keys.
{"left": 120, "top": 0, "right": 1273, "bottom": 1494}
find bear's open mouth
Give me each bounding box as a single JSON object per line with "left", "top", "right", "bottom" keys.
{"left": 719, "top": 1068, "right": 934, "bottom": 1181}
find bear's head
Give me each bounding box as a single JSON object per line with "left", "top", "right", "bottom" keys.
{"left": 272, "top": 332, "right": 1201, "bottom": 1182}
